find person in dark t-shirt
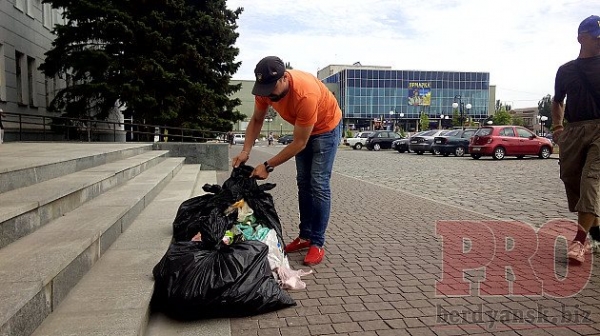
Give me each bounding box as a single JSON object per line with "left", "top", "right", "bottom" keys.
{"left": 552, "top": 15, "right": 600, "bottom": 264}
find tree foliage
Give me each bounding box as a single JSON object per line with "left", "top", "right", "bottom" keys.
{"left": 40, "top": 0, "right": 245, "bottom": 131}
{"left": 511, "top": 116, "right": 524, "bottom": 126}
{"left": 452, "top": 110, "right": 460, "bottom": 127}
{"left": 493, "top": 106, "right": 512, "bottom": 125}
{"left": 419, "top": 112, "right": 430, "bottom": 131}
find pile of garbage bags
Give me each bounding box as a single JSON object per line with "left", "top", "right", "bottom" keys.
{"left": 151, "top": 164, "right": 310, "bottom": 320}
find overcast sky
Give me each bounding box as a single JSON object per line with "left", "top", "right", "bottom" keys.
{"left": 226, "top": 0, "right": 597, "bottom": 109}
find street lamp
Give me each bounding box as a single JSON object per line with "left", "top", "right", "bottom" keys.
{"left": 280, "top": 123, "right": 283, "bottom": 136}
{"left": 452, "top": 95, "right": 472, "bottom": 130}
{"left": 265, "top": 118, "right": 273, "bottom": 135}
{"left": 537, "top": 115, "right": 548, "bottom": 136}
{"left": 389, "top": 110, "right": 394, "bottom": 131}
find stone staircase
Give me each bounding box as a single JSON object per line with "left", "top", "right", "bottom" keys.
{"left": 0, "top": 143, "right": 220, "bottom": 336}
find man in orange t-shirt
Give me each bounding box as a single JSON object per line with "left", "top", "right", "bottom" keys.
{"left": 232, "top": 56, "right": 342, "bottom": 266}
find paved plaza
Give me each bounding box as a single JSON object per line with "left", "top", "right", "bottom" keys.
{"left": 223, "top": 145, "right": 600, "bottom": 336}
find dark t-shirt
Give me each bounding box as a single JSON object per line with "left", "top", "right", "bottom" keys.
{"left": 553, "top": 55, "right": 600, "bottom": 122}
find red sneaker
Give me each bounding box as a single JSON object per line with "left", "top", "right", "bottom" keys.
{"left": 284, "top": 237, "right": 311, "bottom": 253}
{"left": 304, "top": 246, "right": 325, "bottom": 266}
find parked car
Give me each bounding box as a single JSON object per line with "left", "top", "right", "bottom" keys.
{"left": 432, "top": 129, "right": 477, "bottom": 157}
{"left": 365, "top": 131, "right": 403, "bottom": 151}
{"left": 408, "top": 130, "right": 452, "bottom": 155}
{"left": 278, "top": 134, "right": 293, "bottom": 145}
{"left": 392, "top": 131, "right": 426, "bottom": 153}
{"left": 468, "top": 126, "right": 553, "bottom": 160}
{"left": 232, "top": 133, "right": 246, "bottom": 145}
{"left": 344, "top": 131, "right": 373, "bottom": 150}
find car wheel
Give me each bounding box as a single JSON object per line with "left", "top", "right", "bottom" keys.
{"left": 417, "top": 151, "right": 424, "bottom": 155}
{"left": 373, "top": 143, "right": 381, "bottom": 151}
{"left": 538, "top": 146, "right": 551, "bottom": 159}
{"left": 354, "top": 143, "right": 363, "bottom": 150}
{"left": 471, "top": 154, "right": 482, "bottom": 159}
{"left": 454, "top": 146, "right": 465, "bottom": 157}
{"left": 433, "top": 149, "right": 441, "bottom": 155}
{"left": 493, "top": 147, "right": 505, "bottom": 160}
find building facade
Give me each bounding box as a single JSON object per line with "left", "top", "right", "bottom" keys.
{"left": 1, "top": 0, "right": 68, "bottom": 139}
{"left": 322, "top": 67, "right": 494, "bottom": 132}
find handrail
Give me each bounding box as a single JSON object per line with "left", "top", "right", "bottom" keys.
{"left": 0, "top": 112, "right": 228, "bottom": 143}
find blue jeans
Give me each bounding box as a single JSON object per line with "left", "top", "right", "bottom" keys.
{"left": 295, "top": 124, "right": 340, "bottom": 247}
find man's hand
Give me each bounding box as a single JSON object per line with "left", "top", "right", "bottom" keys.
{"left": 553, "top": 127, "right": 564, "bottom": 144}
{"left": 232, "top": 150, "right": 249, "bottom": 168}
{"left": 250, "top": 163, "right": 269, "bottom": 180}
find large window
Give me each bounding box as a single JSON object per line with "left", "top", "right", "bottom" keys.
{"left": 15, "top": 51, "right": 25, "bottom": 105}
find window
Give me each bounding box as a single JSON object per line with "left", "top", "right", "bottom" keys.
{"left": 27, "top": 56, "right": 37, "bottom": 106}
{"left": 26, "top": 0, "right": 33, "bottom": 17}
{"left": 517, "top": 128, "right": 534, "bottom": 138}
{"left": 45, "top": 77, "right": 51, "bottom": 108}
{"left": 14, "top": 0, "right": 24, "bottom": 12}
{"left": 0, "top": 44, "right": 5, "bottom": 101}
{"left": 499, "top": 127, "right": 515, "bottom": 137}
{"left": 43, "top": 3, "right": 52, "bottom": 29}
{"left": 15, "top": 51, "right": 25, "bottom": 105}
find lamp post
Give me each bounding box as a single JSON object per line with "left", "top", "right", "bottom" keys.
{"left": 280, "top": 123, "right": 283, "bottom": 136}
{"left": 452, "top": 95, "right": 472, "bottom": 130}
{"left": 537, "top": 115, "right": 548, "bottom": 136}
{"left": 439, "top": 114, "right": 444, "bottom": 129}
{"left": 266, "top": 118, "right": 273, "bottom": 135}
{"left": 389, "top": 110, "right": 394, "bottom": 131}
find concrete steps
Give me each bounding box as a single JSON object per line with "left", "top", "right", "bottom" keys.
{"left": 0, "top": 143, "right": 225, "bottom": 336}
{"left": 0, "top": 150, "right": 169, "bottom": 248}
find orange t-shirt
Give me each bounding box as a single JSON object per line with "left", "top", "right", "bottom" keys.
{"left": 255, "top": 70, "right": 342, "bottom": 135}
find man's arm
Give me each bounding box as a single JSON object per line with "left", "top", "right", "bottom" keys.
{"left": 242, "top": 104, "right": 268, "bottom": 154}
{"left": 551, "top": 100, "right": 564, "bottom": 129}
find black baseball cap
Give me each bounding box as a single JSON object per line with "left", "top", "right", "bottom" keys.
{"left": 252, "top": 56, "right": 286, "bottom": 96}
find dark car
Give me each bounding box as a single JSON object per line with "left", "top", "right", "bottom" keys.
{"left": 392, "top": 131, "right": 426, "bottom": 153}
{"left": 408, "top": 130, "right": 451, "bottom": 155}
{"left": 468, "top": 126, "right": 553, "bottom": 160}
{"left": 278, "top": 135, "right": 293, "bottom": 145}
{"left": 365, "top": 131, "right": 403, "bottom": 151}
{"left": 432, "top": 129, "right": 477, "bottom": 157}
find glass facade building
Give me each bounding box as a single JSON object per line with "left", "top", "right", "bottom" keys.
{"left": 322, "top": 68, "right": 490, "bottom": 131}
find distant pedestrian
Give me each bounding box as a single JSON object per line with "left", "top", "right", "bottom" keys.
{"left": 268, "top": 132, "right": 274, "bottom": 146}
{"left": 552, "top": 15, "right": 600, "bottom": 264}
{"left": 227, "top": 131, "right": 234, "bottom": 148}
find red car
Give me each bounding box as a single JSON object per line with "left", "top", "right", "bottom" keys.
{"left": 468, "top": 126, "right": 553, "bottom": 160}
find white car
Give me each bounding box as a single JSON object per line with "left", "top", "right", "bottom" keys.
{"left": 232, "top": 134, "right": 258, "bottom": 145}
{"left": 344, "top": 131, "right": 373, "bottom": 150}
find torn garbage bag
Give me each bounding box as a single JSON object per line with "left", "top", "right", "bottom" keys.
{"left": 151, "top": 164, "right": 296, "bottom": 319}
{"left": 171, "top": 164, "right": 285, "bottom": 249}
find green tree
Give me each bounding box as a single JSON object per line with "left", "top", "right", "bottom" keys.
{"left": 538, "top": 94, "right": 552, "bottom": 130}
{"left": 493, "top": 106, "right": 512, "bottom": 125}
{"left": 452, "top": 110, "right": 461, "bottom": 127}
{"left": 40, "top": 0, "right": 245, "bottom": 131}
{"left": 512, "top": 116, "right": 524, "bottom": 126}
{"left": 495, "top": 100, "right": 512, "bottom": 113}
{"left": 419, "top": 112, "right": 430, "bottom": 131}
{"left": 265, "top": 106, "right": 277, "bottom": 121}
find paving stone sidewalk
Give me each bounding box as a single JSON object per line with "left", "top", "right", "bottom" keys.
{"left": 224, "top": 148, "right": 600, "bottom": 336}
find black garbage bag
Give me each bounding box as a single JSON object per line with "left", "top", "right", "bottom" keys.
{"left": 171, "top": 164, "right": 286, "bottom": 249}
{"left": 151, "top": 164, "right": 296, "bottom": 319}
{"left": 152, "top": 240, "right": 296, "bottom": 319}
